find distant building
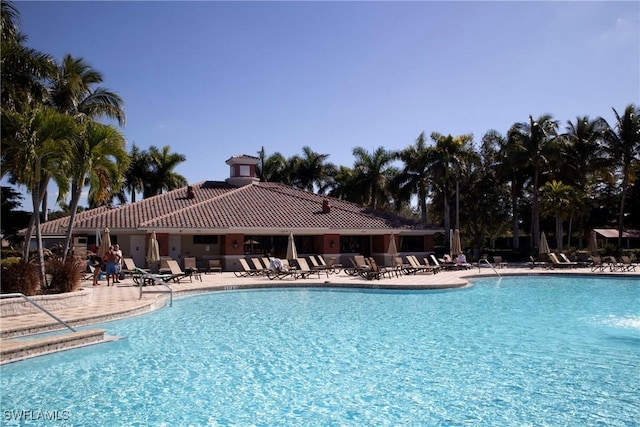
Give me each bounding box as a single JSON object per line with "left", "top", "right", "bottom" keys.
{"left": 37, "top": 155, "right": 443, "bottom": 270}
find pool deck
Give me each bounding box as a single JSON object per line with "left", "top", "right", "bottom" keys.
{"left": 1, "top": 264, "right": 638, "bottom": 363}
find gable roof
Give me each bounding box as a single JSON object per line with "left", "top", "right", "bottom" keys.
{"left": 39, "top": 181, "right": 439, "bottom": 236}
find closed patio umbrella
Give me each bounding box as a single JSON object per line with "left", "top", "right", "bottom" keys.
{"left": 286, "top": 232, "right": 298, "bottom": 262}
{"left": 147, "top": 231, "right": 160, "bottom": 272}
{"left": 99, "top": 228, "right": 111, "bottom": 257}
{"left": 539, "top": 232, "right": 550, "bottom": 257}
{"left": 451, "top": 229, "right": 462, "bottom": 257}
{"left": 387, "top": 234, "right": 399, "bottom": 267}
{"left": 387, "top": 234, "right": 398, "bottom": 257}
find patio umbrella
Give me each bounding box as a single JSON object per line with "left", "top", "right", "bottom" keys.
{"left": 387, "top": 234, "right": 398, "bottom": 257}
{"left": 451, "top": 229, "right": 462, "bottom": 256}
{"left": 147, "top": 230, "right": 160, "bottom": 271}
{"left": 588, "top": 230, "right": 598, "bottom": 255}
{"left": 539, "top": 232, "right": 550, "bottom": 257}
{"left": 99, "top": 228, "right": 111, "bottom": 257}
{"left": 286, "top": 232, "right": 298, "bottom": 261}
{"left": 386, "top": 234, "right": 398, "bottom": 267}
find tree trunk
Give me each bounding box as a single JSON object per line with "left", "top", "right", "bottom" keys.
{"left": 618, "top": 178, "right": 628, "bottom": 250}
{"left": 32, "top": 185, "right": 46, "bottom": 289}
{"left": 555, "top": 214, "right": 563, "bottom": 251}
{"left": 532, "top": 168, "right": 540, "bottom": 248}
{"left": 62, "top": 184, "right": 83, "bottom": 262}
{"left": 511, "top": 184, "right": 519, "bottom": 249}
{"left": 443, "top": 186, "right": 450, "bottom": 255}
{"left": 21, "top": 180, "right": 50, "bottom": 259}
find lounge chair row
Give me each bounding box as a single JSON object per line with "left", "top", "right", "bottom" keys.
{"left": 343, "top": 254, "right": 459, "bottom": 280}
{"left": 234, "top": 255, "right": 342, "bottom": 280}
{"left": 122, "top": 257, "right": 203, "bottom": 285}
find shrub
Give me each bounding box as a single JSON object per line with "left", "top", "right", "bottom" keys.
{"left": 45, "top": 257, "right": 83, "bottom": 294}
{"left": 0, "top": 258, "right": 41, "bottom": 296}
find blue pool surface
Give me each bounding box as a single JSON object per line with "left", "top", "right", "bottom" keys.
{"left": 1, "top": 276, "right": 639, "bottom": 426}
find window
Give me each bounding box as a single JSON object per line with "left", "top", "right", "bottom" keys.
{"left": 193, "top": 235, "right": 218, "bottom": 244}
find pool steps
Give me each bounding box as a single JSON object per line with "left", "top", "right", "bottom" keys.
{"left": 0, "top": 330, "right": 121, "bottom": 364}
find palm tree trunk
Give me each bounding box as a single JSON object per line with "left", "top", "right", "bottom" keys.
{"left": 443, "top": 186, "right": 450, "bottom": 254}
{"left": 555, "top": 214, "right": 563, "bottom": 251}
{"left": 618, "top": 181, "right": 627, "bottom": 250}
{"left": 532, "top": 168, "right": 540, "bottom": 248}
{"left": 31, "top": 184, "right": 47, "bottom": 289}
{"left": 419, "top": 186, "right": 428, "bottom": 225}
{"left": 21, "top": 178, "right": 50, "bottom": 259}
{"left": 511, "top": 184, "right": 519, "bottom": 249}
{"left": 62, "top": 184, "right": 83, "bottom": 261}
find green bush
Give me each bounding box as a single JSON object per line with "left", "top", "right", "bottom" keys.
{"left": 0, "top": 258, "right": 41, "bottom": 296}
{"left": 44, "top": 257, "right": 83, "bottom": 294}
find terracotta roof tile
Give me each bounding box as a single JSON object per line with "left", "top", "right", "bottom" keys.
{"left": 39, "top": 181, "right": 433, "bottom": 235}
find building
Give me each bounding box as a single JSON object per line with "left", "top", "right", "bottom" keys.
{"left": 38, "top": 155, "right": 443, "bottom": 270}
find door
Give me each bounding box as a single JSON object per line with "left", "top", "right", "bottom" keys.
{"left": 129, "top": 235, "right": 146, "bottom": 268}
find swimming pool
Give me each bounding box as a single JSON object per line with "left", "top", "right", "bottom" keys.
{"left": 1, "top": 276, "right": 638, "bottom": 425}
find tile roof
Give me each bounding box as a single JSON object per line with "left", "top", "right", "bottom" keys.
{"left": 39, "top": 181, "right": 438, "bottom": 235}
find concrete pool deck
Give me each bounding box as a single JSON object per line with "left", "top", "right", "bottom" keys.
{"left": 1, "top": 264, "right": 638, "bottom": 363}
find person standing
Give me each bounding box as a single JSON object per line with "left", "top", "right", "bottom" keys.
{"left": 113, "top": 244, "right": 123, "bottom": 284}
{"left": 104, "top": 246, "right": 116, "bottom": 286}
{"left": 91, "top": 253, "right": 103, "bottom": 286}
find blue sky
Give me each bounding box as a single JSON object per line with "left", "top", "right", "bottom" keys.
{"left": 5, "top": 1, "right": 639, "bottom": 210}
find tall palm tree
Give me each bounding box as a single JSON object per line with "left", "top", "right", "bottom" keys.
{"left": 290, "top": 146, "right": 333, "bottom": 193}
{"left": 560, "top": 116, "right": 604, "bottom": 248}
{"left": 540, "top": 180, "right": 575, "bottom": 251}
{"left": 327, "top": 165, "right": 368, "bottom": 205}
{"left": 61, "top": 121, "right": 129, "bottom": 259}
{"left": 259, "top": 151, "right": 290, "bottom": 184}
{"left": 394, "top": 132, "right": 432, "bottom": 224}
{"left": 351, "top": 146, "right": 397, "bottom": 210}
{"left": 426, "top": 132, "right": 475, "bottom": 253}
{"left": 1, "top": 1, "right": 55, "bottom": 113}
{"left": 123, "top": 143, "right": 149, "bottom": 203}
{"left": 142, "top": 145, "right": 187, "bottom": 198}
{"left": 598, "top": 104, "right": 640, "bottom": 249}
{"left": 49, "top": 54, "right": 125, "bottom": 126}
{"left": 41, "top": 54, "right": 126, "bottom": 219}
{"left": 1, "top": 106, "right": 75, "bottom": 283}
{"left": 507, "top": 115, "right": 559, "bottom": 249}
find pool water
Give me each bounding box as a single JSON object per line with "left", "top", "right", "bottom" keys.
{"left": 1, "top": 276, "right": 638, "bottom": 426}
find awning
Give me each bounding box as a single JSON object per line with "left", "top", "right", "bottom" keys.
{"left": 593, "top": 228, "right": 632, "bottom": 238}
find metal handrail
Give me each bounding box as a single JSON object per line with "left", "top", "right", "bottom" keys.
{"left": 478, "top": 258, "right": 501, "bottom": 277}
{"left": 135, "top": 269, "right": 173, "bottom": 307}
{"left": 0, "top": 293, "right": 77, "bottom": 332}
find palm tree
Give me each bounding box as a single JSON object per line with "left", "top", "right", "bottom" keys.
{"left": 394, "top": 132, "right": 432, "bottom": 224}
{"left": 61, "top": 121, "right": 129, "bottom": 259}
{"left": 598, "top": 104, "right": 640, "bottom": 249}
{"left": 327, "top": 165, "right": 368, "bottom": 205}
{"left": 507, "top": 115, "right": 559, "bottom": 249}
{"left": 41, "top": 54, "right": 126, "bottom": 218}
{"left": 290, "top": 146, "right": 333, "bottom": 193}
{"left": 142, "top": 145, "right": 187, "bottom": 198}
{"left": 123, "top": 143, "right": 150, "bottom": 203}
{"left": 49, "top": 54, "right": 125, "bottom": 126}
{"left": 1, "top": 106, "right": 75, "bottom": 284}
{"left": 351, "top": 146, "right": 397, "bottom": 210}
{"left": 259, "top": 151, "right": 290, "bottom": 184}
{"left": 1, "top": 1, "right": 55, "bottom": 113}
{"left": 560, "top": 116, "right": 604, "bottom": 247}
{"left": 540, "top": 180, "right": 575, "bottom": 251}
{"left": 426, "top": 132, "right": 475, "bottom": 253}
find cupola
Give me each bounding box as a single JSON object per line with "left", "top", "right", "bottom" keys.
{"left": 225, "top": 154, "right": 260, "bottom": 187}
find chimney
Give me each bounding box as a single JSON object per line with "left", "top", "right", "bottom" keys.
{"left": 322, "top": 199, "right": 331, "bottom": 214}
{"left": 186, "top": 186, "right": 195, "bottom": 199}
